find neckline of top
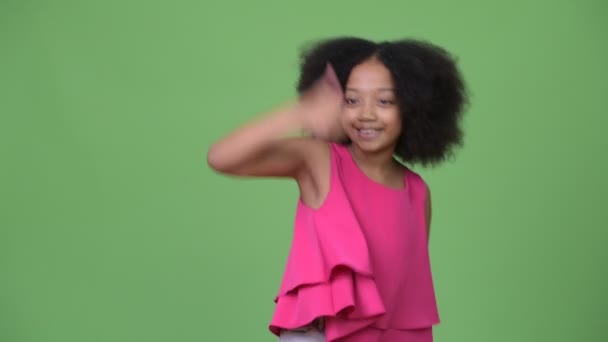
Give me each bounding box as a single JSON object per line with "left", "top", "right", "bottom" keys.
{"left": 337, "top": 144, "right": 409, "bottom": 193}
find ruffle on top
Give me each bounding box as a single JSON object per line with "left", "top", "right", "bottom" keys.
{"left": 269, "top": 162, "right": 387, "bottom": 341}
{"left": 269, "top": 143, "right": 440, "bottom": 341}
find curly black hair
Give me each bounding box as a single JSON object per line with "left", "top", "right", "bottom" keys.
{"left": 296, "top": 37, "right": 469, "bottom": 167}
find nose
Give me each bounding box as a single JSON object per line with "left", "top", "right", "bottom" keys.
{"left": 357, "top": 101, "right": 377, "bottom": 121}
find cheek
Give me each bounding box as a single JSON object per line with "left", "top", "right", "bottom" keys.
{"left": 382, "top": 110, "right": 402, "bottom": 129}
{"left": 340, "top": 109, "right": 356, "bottom": 125}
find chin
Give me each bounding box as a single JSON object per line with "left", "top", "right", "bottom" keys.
{"left": 350, "top": 138, "right": 388, "bottom": 153}
{"left": 347, "top": 129, "right": 398, "bottom": 152}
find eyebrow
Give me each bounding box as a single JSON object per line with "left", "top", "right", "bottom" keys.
{"left": 345, "top": 87, "right": 395, "bottom": 92}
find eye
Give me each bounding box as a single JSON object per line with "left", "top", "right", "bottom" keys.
{"left": 378, "top": 99, "right": 395, "bottom": 106}
{"left": 345, "top": 97, "right": 359, "bottom": 105}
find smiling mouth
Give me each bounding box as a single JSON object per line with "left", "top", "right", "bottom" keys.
{"left": 356, "top": 128, "right": 382, "bottom": 139}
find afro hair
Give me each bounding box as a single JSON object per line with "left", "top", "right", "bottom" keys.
{"left": 296, "top": 37, "right": 469, "bottom": 167}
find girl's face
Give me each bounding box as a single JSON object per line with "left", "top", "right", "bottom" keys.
{"left": 341, "top": 58, "right": 402, "bottom": 154}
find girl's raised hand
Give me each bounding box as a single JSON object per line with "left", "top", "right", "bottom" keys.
{"left": 296, "top": 63, "right": 346, "bottom": 141}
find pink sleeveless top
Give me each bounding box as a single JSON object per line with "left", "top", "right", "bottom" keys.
{"left": 269, "top": 143, "right": 440, "bottom": 341}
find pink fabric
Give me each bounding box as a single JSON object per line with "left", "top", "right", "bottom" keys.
{"left": 269, "top": 143, "right": 440, "bottom": 341}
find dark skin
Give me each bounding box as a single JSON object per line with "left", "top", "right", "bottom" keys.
{"left": 208, "top": 37, "right": 468, "bottom": 332}
{"left": 207, "top": 61, "right": 432, "bottom": 237}
{"left": 295, "top": 38, "right": 468, "bottom": 168}
{"left": 207, "top": 62, "right": 433, "bottom": 331}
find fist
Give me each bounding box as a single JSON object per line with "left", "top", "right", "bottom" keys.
{"left": 296, "top": 63, "right": 346, "bottom": 141}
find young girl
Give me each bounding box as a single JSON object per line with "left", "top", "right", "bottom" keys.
{"left": 207, "top": 37, "right": 468, "bottom": 342}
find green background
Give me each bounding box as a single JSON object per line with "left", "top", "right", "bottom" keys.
{"left": 1, "top": 0, "right": 606, "bottom": 341}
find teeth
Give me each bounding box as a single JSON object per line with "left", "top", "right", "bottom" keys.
{"left": 357, "top": 128, "right": 381, "bottom": 138}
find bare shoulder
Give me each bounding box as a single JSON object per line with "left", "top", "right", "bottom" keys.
{"left": 275, "top": 136, "right": 330, "bottom": 171}
{"left": 418, "top": 175, "right": 432, "bottom": 240}
{"left": 300, "top": 138, "right": 331, "bottom": 168}
{"left": 404, "top": 168, "right": 432, "bottom": 220}
{"left": 293, "top": 138, "right": 332, "bottom": 209}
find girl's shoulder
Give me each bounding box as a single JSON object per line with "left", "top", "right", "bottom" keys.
{"left": 404, "top": 166, "right": 425, "bottom": 183}
{"left": 300, "top": 140, "right": 348, "bottom": 169}
{"left": 294, "top": 139, "right": 334, "bottom": 210}
{"left": 403, "top": 167, "right": 431, "bottom": 200}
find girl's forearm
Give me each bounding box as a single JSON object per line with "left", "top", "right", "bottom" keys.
{"left": 206, "top": 102, "right": 306, "bottom": 171}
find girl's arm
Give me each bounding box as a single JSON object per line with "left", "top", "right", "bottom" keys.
{"left": 425, "top": 186, "right": 432, "bottom": 242}
{"left": 206, "top": 104, "right": 317, "bottom": 178}
{"left": 207, "top": 64, "right": 344, "bottom": 181}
